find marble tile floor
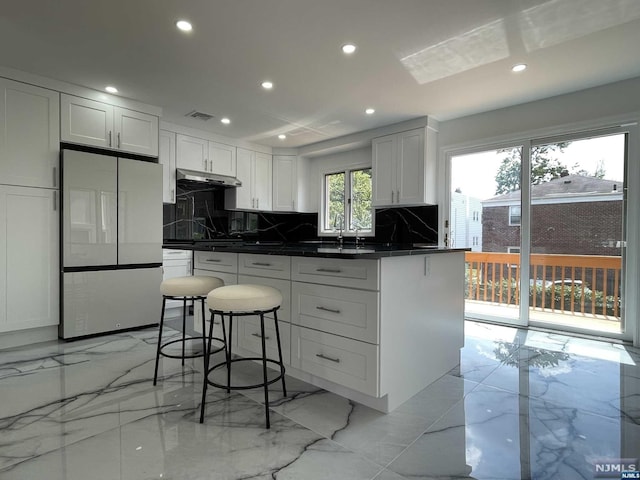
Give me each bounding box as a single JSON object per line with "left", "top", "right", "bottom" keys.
{"left": 1, "top": 321, "right": 639, "bottom": 480}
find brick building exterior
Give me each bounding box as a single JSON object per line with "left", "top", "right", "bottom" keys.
{"left": 482, "top": 175, "right": 623, "bottom": 256}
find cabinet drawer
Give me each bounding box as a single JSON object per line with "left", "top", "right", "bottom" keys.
{"left": 194, "top": 251, "right": 238, "bottom": 273}
{"left": 291, "top": 325, "right": 379, "bottom": 397}
{"left": 238, "top": 274, "right": 290, "bottom": 322}
{"left": 239, "top": 254, "right": 291, "bottom": 279}
{"left": 291, "top": 257, "right": 379, "bottom": 290}
{"left": 236, "top": 315, "right": 291, "bottom": 366}
{"left": 292, "top": 282, "right": 378, "bottom": 343}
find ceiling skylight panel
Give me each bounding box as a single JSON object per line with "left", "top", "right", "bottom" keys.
{"left": 399, "top": 18, "right": 509, "bottom": 85}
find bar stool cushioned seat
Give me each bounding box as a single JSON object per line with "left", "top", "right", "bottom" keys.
{"left": 200, "top": 284, "right": 286, "bottom": 428}
{"left": 206, "top": 284, "right": 282, "bottom": 312}
{"left": 153, "top": 275, "right": 225, "bottom": 386}
{"left": 161, "top": 276, "right": 224, "bottom": 297}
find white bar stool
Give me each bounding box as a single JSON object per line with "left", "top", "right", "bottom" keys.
{"left": 153, "top": 275, "right": 225, "bottom": 385}
{"left": 199, "top": 284, "right": 286, "bottom": 428}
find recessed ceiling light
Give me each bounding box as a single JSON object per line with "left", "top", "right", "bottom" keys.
{"left": 261, "top": 81, "right": 274, "bottom": 90}
{"left": 105, "top": 86, "right": 118, "bottom": 94}
{"left": 278, "top": 134, "right": 286, "bottom": 140}
{"left": 342, "top": 44, "right": 357, "bottom": 54}
{"left": 176, "top": 20, "right": 192, "bottom": 32}
{"left": 511, "top": 63, "right": 527, "bottom": 72}
{"left": 220, "top": 117, "right": 231, "bottom": 125}
{"left": 365, "top": 108, "right": 375, "bottom": 115}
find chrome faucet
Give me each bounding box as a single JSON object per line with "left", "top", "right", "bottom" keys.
{"left": 337, "top": 226, "right": 343, "bottom": 246}
{"left": 354, "top": 228, "right": 361, "bottom": 247}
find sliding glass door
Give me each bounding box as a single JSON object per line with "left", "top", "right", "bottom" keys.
{"left": 448, "top": 127, "right": 629, "bottom": 339}
{"left": 528, "top": 131, "right": 626, "bottom": 335}
{"left": 450, "top": 146, "right": 525, "bottom": 327}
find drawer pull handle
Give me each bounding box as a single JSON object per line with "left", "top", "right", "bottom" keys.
{"left": 316, "top": 353, "right": 340, "bottom": 363}
{"left": 316, "top": 268, "right": 342, "bottom": 273}
{"left": 251, "top": 332, "right": 270, "bottom": 340}
{"left": 206, "top": 259, "right": 221, "bottom": 262}
{"left": 252, "top": 262, "right": 272, "bottom": 267}
{"left": 316, "top": 306, "right": 341, "bottom": 314}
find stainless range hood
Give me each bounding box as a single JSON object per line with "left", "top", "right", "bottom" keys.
{"left": 176, "top": 168, "right": 242, "bottom": 187}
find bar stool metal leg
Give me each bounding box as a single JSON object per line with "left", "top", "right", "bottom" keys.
{"left": 259, "top": 313, "right": 271, "bottom": 428}
{"left": 227, "top": 315, "right": 234, "bottom": 394}
{"left": 153, "top": 297, "right": 167, "bottom": 386}
{"left": 272, "top": 309, "right": 287, "bottom": 397}
{"left": 181, "top": 298, "right": 187, "bottom": 365}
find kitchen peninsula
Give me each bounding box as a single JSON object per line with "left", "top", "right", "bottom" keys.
{"left": 164, "top": 241, "right": 466, "bottom": 412}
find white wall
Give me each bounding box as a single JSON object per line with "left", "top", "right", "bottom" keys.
{"left": 438, "top": 76, "right": 640, "bottom": 148}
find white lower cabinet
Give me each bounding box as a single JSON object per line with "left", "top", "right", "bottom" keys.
{"left": 162, "top": 249, "right": 192, "bottom": 311}
{"left": 235, "top": 254, "right": 291, "bottom": 364}
{"left": 236, "top": 314, "right": 291, "bottom": 366}
{"left": 0, "top": 185, "right": 58, "bottom": 333}
{"left": 192, "top": 251, "right": 238, "bottom": 335}
{"left": 290, "top": 325, "right": 379, "bottom": 396}
{"left": 290, "top": 256, "right": 381, "bottom": 396}
{"left": 291, "top": 281, "right": 378, "bottom": 343}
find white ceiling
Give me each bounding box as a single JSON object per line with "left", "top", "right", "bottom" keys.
{"left": 1, "top": 0, "right": 640, "bottom": 148}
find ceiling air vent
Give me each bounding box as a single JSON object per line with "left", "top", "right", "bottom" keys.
{"left": 186, "top": 110, "right": 214, "bottom": 121}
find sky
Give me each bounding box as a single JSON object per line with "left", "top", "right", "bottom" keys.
{"left": 450, "top": 133, "right": 626, "bottom": 200}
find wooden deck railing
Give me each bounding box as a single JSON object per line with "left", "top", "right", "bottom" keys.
{"left": 465, "top": 252, "right": 622, "bottom": 319}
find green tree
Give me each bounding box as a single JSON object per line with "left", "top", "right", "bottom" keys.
{"left": 350, "top": 169, "right": 372, "bottom": 230}
{"left": 327, "top": 172, "right": 345, "bottom": 229}
{"left": 494, "top": 143, "right": 570, "bottom": 195}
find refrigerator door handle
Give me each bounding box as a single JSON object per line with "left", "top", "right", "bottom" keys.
{"left": 53, "top": 191, "right": 57, "bottom": 211}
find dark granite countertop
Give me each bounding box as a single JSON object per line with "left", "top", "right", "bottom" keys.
{"left": 162, "top": 241, "right": 468, "bottom": 259}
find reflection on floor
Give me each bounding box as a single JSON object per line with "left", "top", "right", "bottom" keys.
{"left": 1, "top": 321, "right": 638, "bottom": 480}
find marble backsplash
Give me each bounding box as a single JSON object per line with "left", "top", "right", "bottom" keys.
{"left": 163, "top": 185, "right": 438, "bottom": 245}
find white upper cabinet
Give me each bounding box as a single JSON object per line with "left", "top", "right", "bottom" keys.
{"left": 226, "top": 148, "right": 272, "bottom": 211}
{"left": 0, "top": 78, "right": 60, "bottom": 189}
{"left": 372, "top": 127, "right": 436, "bottom": 207}
{"left": 159, "top": 130, "right": 176, "bottom": 204}
{"left": 175, "top": 134, "right": 236, "bottom": 176}
{"left": 114, "top": 107, "right": 159, "bottom": 156}
{"left": 273, "top": 155, "right": 296, "bottom": 212}
{"left": 176, "top": 134, "right": 207, "bottom": 171}
{"left": 61, "top": 94, "right": 158, "bottom": 157}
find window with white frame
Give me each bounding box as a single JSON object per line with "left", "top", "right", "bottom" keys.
{"left": 322, "top": 168, "right": 373, "bottom": 235}
{"left": 509, "top": 205, "right": 521, "bottom": 226}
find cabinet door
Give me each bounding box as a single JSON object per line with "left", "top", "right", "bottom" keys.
{"left": 118, "top": 159, "right": 163, "bottom": 265}
{"left": 0, "top": 186, "right": 58, "bottom": 332}
{"left": 176, "top": 134, "right": 208, "bottom": 172}
{"left": 233, "top": 147, "right": 254, "bottom": 209}
{"left": 396, "top": 128, "right": 425, "bottom": 205}
{"left": 372, "top": 134, "right": 395, "bottom": 206}
{"left": 114, "top": 107, "right": 159, "bottom": 157}
{"left": 192, "top": 268, "right": 238, "bottom": 335}
{"left": 61, "top": 94, "right": 113, "bottom": 149}
{"left": 253, "top": 152, "right": 272, "bottom": 211}
{"left": 209, "top": 141, "right": 236, "bottom": 177}
{"left": 273, "top": 155, "right": 296, "bottom": 211}
{"left": 0, "top": 79, "right": 60, "bottom": 188}
{"left": 159, "top": 130, "right": 176, "bottom": 203}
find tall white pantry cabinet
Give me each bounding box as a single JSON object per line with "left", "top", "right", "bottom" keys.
{"left": 0, "top": 78, "right": 60, "bottom": 333}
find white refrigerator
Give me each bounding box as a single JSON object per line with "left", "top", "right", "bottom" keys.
{"left": 60, "top": 149, "right": 162, "bottom": 339}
